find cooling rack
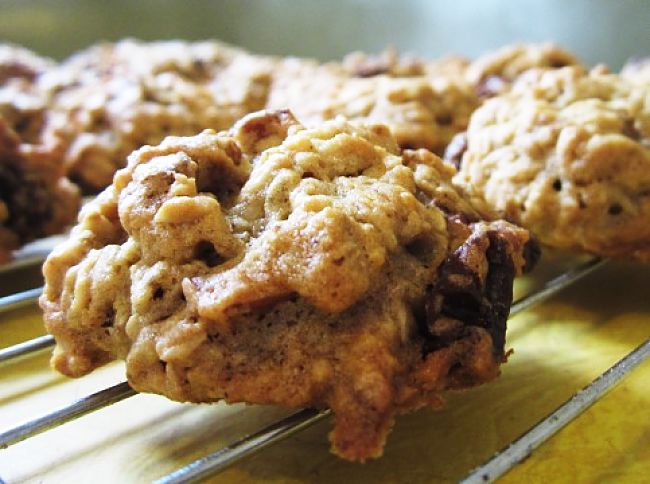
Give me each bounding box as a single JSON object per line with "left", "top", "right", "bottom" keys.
{"left": 0, "top": 253, "right": 648, "bottom": 483}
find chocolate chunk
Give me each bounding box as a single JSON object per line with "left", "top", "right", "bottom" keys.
{"left": 420, "top": 224, "right": 520, "bottom": 358}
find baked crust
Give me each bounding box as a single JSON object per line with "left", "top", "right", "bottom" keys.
{"left": 452, "top": 66, "right": 650, "bottom": 260}
{"left": 41, "top": 110, "right": 536, "bottom": 460}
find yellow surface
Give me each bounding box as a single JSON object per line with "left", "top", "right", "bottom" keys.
{"left": 0, "top": 256, "right": 649, "bottom": 483}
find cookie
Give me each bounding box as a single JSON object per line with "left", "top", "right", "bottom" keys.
{"left": 40, "top": 39, "right": 275, "bottom": 192}
{"left": 33, "top": 41, "right": 478, "bottom": 192}
{"left": 41, "top": 110, "right": 536, "bottom": 461}
{"left": 267, "top": 58, "right": 478, "bottom": 154}
{"left": 466, "top": 42, "right": 582, "bottom": 97}
{"left": 452, "top": 66, "right": 650, "bottom": 259}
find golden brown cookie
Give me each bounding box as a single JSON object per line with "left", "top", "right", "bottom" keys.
{"left": 40, "top": 39, "right": 275, "bottom": 192}
{"left": 466, "top": 42, "right": 583, "bottom": 97}
{"left": 41, "top": 110, "right": 536, "bottom": 461}
{"left": 267, "top": 57, "right": 478, "bottom": 154}
{"left": 452, "top": 66, "right": 650, "bottom": 260}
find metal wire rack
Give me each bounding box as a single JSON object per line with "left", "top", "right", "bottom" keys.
{"left": 0, "top": 254, "right": 648, "bottom": 483}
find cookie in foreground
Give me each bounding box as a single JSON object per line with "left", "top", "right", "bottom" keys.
{"left": 451, "top": 66, "right": 650, "bottom": 260}
{"left": 40, "top": 110, "right": 537, "bottom": 461}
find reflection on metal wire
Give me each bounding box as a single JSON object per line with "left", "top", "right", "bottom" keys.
{"left": 461, "top": 338, "right": 650, "bottom": 484}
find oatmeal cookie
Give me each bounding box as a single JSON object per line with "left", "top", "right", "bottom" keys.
{"left": 40, "top": 39, "right": 275, "bottom": 192}
{"left": 621, "top": 56, "right": 650, "bottom": 85}
{"left": 466, "top": 42, "right": 582, "bottom": 97}
{"left": 267, "top": 58, "right": 478, "bottom": 154}
{"left": 452, "top": 66, "right": 650, "bottom": 259}
{"left": 41, "top": 110, "right": 536, "bottom": 461}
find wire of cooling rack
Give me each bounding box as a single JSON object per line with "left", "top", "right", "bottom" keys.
{"left": 0, "top": 256, "right": 47, "bottom": 275}
{"left": 0, "top": 232, "right": 68, "bottom": 275}
{"left": 2, "top": 256, "right": 646, "bottom": 483}
{"left": 0, "top": 382, "right": 135, "bottom": 449}
{"left": 0, "top": 287, "right": 43, "bottom": 314}
{"left": 461, "top": 337, "right": 650, "bottom": 484}
{"left": 0, "top": 335, "right": 53, "bottom": 364}
{"left": 156, "top": 408, "right": 332, "bottom": 484}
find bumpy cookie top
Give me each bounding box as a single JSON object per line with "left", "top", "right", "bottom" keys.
{"left": 41, "top": 110, "right": 534, "bottom": 460}
{"left": 466, "top": 42, "right": 582, "bottom": 97}
{"left": 40, "top": 39, "right": 275, "bottom": 191}
{"left": 454, "top": 66, "right": 650, "bottom": 259}
{"left": 268, "top": 58, "right": 478, "bottom": 154}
